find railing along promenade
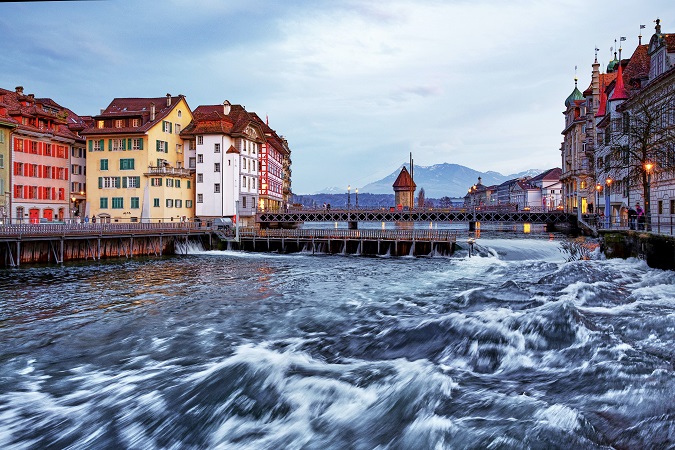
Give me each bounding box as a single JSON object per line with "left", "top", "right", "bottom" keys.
{"left": 238, "top": 227, "right": 457, "bottom": 241}
{"left": 0, "top": 222, "right": 210, "bottom": 241}
{"left": 581, "top": 214, "right": 675, "bottom": 236}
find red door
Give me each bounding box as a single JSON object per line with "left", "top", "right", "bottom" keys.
{"left": 43, "top": 209, "right": 53, "bottom": 222}
{"left": 29, "top": 208, "right": 40, "bottom": 224}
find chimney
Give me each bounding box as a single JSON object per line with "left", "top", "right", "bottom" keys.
{"left": 150, "top": 102, "right": 156, "bottom": 121}
{"left": 15, "top": 86, "right": 23, "bottom": 95}
{"left": 223, "top": 100, "right": 231, "bottom": 115}
{"left": 166, "top": 93, "right": 171, "bottom": 107}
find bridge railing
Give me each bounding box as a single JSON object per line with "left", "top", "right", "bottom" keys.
{"left": 0, "top": 222, "right": 209, "bottom": 237}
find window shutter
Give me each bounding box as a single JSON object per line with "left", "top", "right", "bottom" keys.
{"left": 139, "top": 138, "right": 143, "bottom": 150}
{"left": 130, "top": 159, "right": 135, "bottom": 170}
{"left": 65, "top": 168, "right": 68, "bottom": 179}
{"left": 108, "top": 139, "right": 112, "bottom": 151}
{"left": 52, "top": 167, "right": 56, "bottom": 179}
{"left": 52, "top": 187, "right": 56, "bottom": 199}
{"left": 135, "top": 176, "right": 140, "bottom": 186}
{"left": 156, "top": 140, "right": 160, "bottom": 152}
{"left": 37, "top": 187, "right": 42, "bottom": 200}
{"left": 116, "top": 177, "right": 121, "bottom": 188}
{"left": 122, "top": 177, "right": 128, "bottom": 188}
{"left": 128, "top": 138, "right": 132, "bottom": 150}
{"left": 165, "top": 141, "right": 169, "bottom": 153}
{"left": 159, "top": 178, "right": 162, "bottom": 187}
{"left": 99, "top": 139, "right": 104, "bottom": 150}
{"left": 169, "top": 122, "right": 173, "bottom": 133}
{"left": 88, "top": 140, "right": 93, "bottom": 152}
{"left": 98, "top": 177, "right": 102, "bottom": 189}
{"left": 122, "top": 139, "right": 126, "bottom": 150}
{"left": 24, "top": 186, "right": 29, "bottom": 199}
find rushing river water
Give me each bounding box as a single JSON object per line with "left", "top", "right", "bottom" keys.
{"left": 0, "top": 236, "right": 673, "bottom": 449}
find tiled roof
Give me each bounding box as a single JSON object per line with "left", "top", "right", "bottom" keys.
{"left": 181, "top": 103, "right": 262, "bottom": 139}
{"left": 81, "top": 95, "right": 188, "bottom": 136}
{"left": 664, "top": 34, "right": 675, "bottom": 52}
{"left": 0, "top": 86, "right": 84, "bottom": 141}
{"left": 392, "top": 166, "right": 416, "bottom": 189}
{"left": 609, "top": 57, "right": 628, "bottom": 101}
{"left": 623, "top": 44, "right": 650, "bottom": 90}
{"left": 530, "top": 167, "right": 562, "bottom": 182}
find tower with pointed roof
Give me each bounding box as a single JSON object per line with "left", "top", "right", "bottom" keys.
{"left": 392, "top": 166, "right": 416, "bottom": 209}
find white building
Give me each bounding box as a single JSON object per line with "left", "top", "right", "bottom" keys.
{"left": 181, "top": 101, "right": 264, "bottom": 226}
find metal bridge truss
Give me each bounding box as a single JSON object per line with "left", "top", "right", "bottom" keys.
{"left": 257, "top": 210, "right": 575, "bottom": 225}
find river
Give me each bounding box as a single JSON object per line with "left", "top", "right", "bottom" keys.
{"left": 0, "top": 236, "right": 673, "bottom": 449}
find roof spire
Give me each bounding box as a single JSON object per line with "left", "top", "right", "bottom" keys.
{"left": 596, "top": 74, "right": 607, "bottom": 117}
{"left": 609, "top": 46, "right": 628, "bottom": 101}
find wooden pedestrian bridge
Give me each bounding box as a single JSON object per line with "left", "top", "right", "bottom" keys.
{"left": 257, "top": 206, "right": 577, "bottom": 231}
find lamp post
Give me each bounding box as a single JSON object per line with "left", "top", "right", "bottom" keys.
{"left": 644, "top": 162, "right": 654, "bottom": 231}
{"left": 595, "top": 183, "right": 602, "bottom": 223}
{"left": 605, "top": 177, "right": 612, "bottom": 228}
{"left": 347, "top": 185, "right": 351, "bottom": 210}
{"left": 355, "top": 187, "right": 358, "bottom": 209}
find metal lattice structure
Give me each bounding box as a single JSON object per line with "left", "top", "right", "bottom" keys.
{"left": 257, "top": 209, "right": 576, "bottom": 226}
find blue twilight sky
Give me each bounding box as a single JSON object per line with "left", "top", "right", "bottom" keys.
{"left": 1, "top": 0, "right": 673, "bottom": 193}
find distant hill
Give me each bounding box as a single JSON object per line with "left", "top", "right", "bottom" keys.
{"left": 316, "top": 163, "right": 546, "bottom": 198}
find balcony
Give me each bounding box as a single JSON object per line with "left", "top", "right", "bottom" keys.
{"left": 144, "top": 166, "right": 194, "bottom": 178}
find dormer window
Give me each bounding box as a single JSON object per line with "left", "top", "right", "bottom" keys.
{"left": 132, "top": 118, "right": 140, "bottom": 127}
{"left": 97, "top": 120, "right": 104, "bottom": 129}
{"left": 115, "top": 119, "right": 123, "bottom": 128}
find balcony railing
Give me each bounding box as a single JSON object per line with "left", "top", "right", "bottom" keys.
{"left": 144, "top": 166, "right": 194, "bottom": 177}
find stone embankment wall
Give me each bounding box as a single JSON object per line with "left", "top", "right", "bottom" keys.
{"left": 600, "top": 230, "right": 675, "bottom": 270}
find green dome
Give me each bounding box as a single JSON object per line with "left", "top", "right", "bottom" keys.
{"left": 607, "top": 53, "right": 619, "bottom": 72}
{"left": 565, "top": 85, "right": 584, "bottom": 107}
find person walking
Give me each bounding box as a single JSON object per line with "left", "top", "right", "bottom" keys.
{"left": 635, "top": 203, "right": 644, "bottom": 230}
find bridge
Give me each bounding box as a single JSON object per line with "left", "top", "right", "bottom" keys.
{"left": 257, "top": 207, "right": 577, "bottom": 231}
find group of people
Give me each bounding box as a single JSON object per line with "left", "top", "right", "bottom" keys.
{"left": 627, "top": 203, "right": 646, "bottom": 230}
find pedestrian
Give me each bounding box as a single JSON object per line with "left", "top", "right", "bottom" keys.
{"left": 635, "top": 203, "right": 645, "bottom": 230}
{"left": 628, "top": 206, "right": 637, "bottom": 230}
{"left": 92, "top": 215, "right": 96, "bottom": 224}
{"left": 327, "top": 203, "right": 331, "bottom": 212}
{"left": 84, "top": 215, "right": 89, "bottom": 224}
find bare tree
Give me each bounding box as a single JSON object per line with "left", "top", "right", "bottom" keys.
{"left": 417, "top": 188, "right": 426, "bottom": 208}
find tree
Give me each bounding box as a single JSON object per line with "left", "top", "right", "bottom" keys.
{"left": 417, "top": 188, "right": 425, "bottom": 208}
{"left": 604, "top": 92, "right": 675, "bottom": 228}
{"left": 439, "top": 196, "right": 453, "bottom": 208}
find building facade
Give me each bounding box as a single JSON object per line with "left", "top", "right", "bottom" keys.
{"left": 81, "top": 94, "right": 194, "bottom": 222}
{"left": 181, "top": 101, "right": 264, "bottom": 226}
{"left": 0, "top": 86, "right": 85, "bottom": 223}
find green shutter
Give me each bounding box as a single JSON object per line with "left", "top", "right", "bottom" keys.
{"left": 127, "top": 138, "right": 132, "bottom": 150}
{"left": 156, "top": 140, "right": 160, "bottom": 152}
{"left": 164, "top": 141, "right": 169, "bottom": 153}
{"left": 159, "top": 178, "right": 162, "bottom": 187}
{"left": 135, "top": 176, "right": 140, "bottom": 187}
{"left": 122, "top": 177, "right": 128, "bottom": 188}
{"left": 139, "top": 138, "right": 143, "bottom": 150}
{"left": 88, "top": 140, "right": 93, "bottom": 152}
{"left": 108, "top": 139, "right": 112, "bottom": 151}
{"left": 116, "top": 177, "right": 121, "bottom": 188}
{"left": 169, "top": 122, "right": 173, "bottom": 133}
{"left": 130, "top": 159, "right": 135, "bottom": 170}
{"left": 99, "top": 139, "right": 104, "bottom": 150}
{"left": 98, "top": 177, "right": 102, "bottom": 189}
{"left": 122, "top": 139, "right": 126, "bottom": 150}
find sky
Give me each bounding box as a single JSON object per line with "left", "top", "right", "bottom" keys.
{"left": 1, "top": 0, "right": 673, "bottom": 194}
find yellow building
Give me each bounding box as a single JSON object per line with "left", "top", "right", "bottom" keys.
{"left": 0, "top": 117, "right": 17, "bottom": 223}
{"left": 81, "top": 94, "right": 194, "bottom": 222}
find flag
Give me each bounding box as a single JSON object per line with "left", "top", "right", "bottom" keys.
{"left": 640, "top": 24, "right": 646, "bottom": 29}
{"left": 620, "top": 37, "right": 626, "bottom": 41}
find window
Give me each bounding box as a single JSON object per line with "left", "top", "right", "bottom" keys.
{"left": 120, "top": 158, "right": 135, "bottom": 170}
{"left": 214, "top": 183, "right": 220, "bottom": 193}
{"left": 163, "top": 121, "right": 172, "bottom": 133}
{"left": 186, "top": 200, "right": 193, "bottom": 208}
{"left": 658, "top": 200, "right": 663, "bottom": 215}
{"left": 132, "top": 118, "right": 140, "bottom": 127}
{"left": 124, "top": 176, "right": 140, "bottom": 188}
{"left": 243, "top": 159, "right": 247, "bottom": 170}
{"left": 187, "top": 180, "right": 191, "bottom": 189}
{"left": 176, "top": 144, "right": 183, "bottom": 154}
{"left": 112, "top": 197, "right": 124, "bottom": 209}
{"left": 214, "top": 143, "right": 221, "bottom": 153}
{"left": 151, "top": 178, "right": 162, "bottom": 187}
{"left": 0, "top": 154, "right": 3, "bottom": 169}
{"left": 132, "top": 138, "right": 142, "bottom": 150}
{"left": 153, "top": 198, "right": 160, "bottom": 207}
{"left": 166, "top": 179, "right": 174, "bottom": 187}
{"left": 671, "top": 199, "right": 675, "bottom": 215}
{"left": 178, "top": 110, "right": 182, "bottom": 118}
{"left": 111, "top": 139, "right": 125, "bottom": 151}
{"left": 189, "top": 157, "right": 196, "bottom": 169}
{"left": 197, "top": 194, "right": 203, "bottom": 203}
{"left": 214, "top": 163, "right": 220, "bottom": 172}
{"left": 175, "top": 123, "right": 181, "bottom": 134}
{"left": 30, "top": 141, "right": 38, "bottom": 154}
{"left": 100, "top": 197, "right": 108, "bottom": 209}
{"left": 97, "top": 120, "right": 104, "bottom": 129}
{"left": 45, "top": 143, "right": 52, "bottom": 156}
{"left": 0, "top": 130, "right": 4, "bottom": 143}
{"left": 100, "top": 176, "right": 120, "bottom": 189}
{"left": 242, "top": 196, "right": 247, "bottom": 208}
{"left": 115, "top": 119, "right": 123, "bottom": 128}
{"left": 197, "top": 136, "right": 203, "bottom": 145}
{"left": 242, "top": 176, "right": 247, "bottom": 188}
{"left": 175, "top": 199, "right": 182, "bottom": 208}
{"left": 197, "top": 173, "right": 203, "bottom": 183}
{"left": 197, "top": 154, "right": 203, "bottom": 163}
{"left": 156, "top": 140, "right": 167, "bottom": 153}
{"left": 93, "top": 140, "right": 102, "bottom": 151}
{"left": 166, "top": 199, "right": 174, "bottom": 208}
{"left": 175, "top": 179, "right": 181, "bottom": 188}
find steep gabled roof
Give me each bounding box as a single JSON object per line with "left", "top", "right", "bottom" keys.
{"left": 530, "top": 167, "right": 562, "bottom": 182}
{"left": 181, "top": 103, "right": 263, "bottom": 140}
{"left": 392, "top": 166, "right": 416, "bottom": 190}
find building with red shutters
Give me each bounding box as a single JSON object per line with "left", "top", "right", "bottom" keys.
{"left": 250, "top": 113, "right": 291, "bottom": 212}
{"left": 0, "top": 86, "right": 86, "bottom": 223}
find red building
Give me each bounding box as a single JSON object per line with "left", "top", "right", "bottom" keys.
{"left": 0, "top": 86, "right": 86, "bottom": 223}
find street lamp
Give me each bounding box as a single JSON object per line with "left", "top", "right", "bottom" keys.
{"left": 347, "top": 185, "right": 351, "bottom": 210}
{"left": 595, "top": 183, "right": 602, "bottom": 219}
{"left": 355, "top": 187, "right": 358, "bottom": 209}
{"left": 605, "top": 177, "right": 612, "bottom": 228}
{"left": 644, "top": 162, "right": 654, "bottom": 230}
